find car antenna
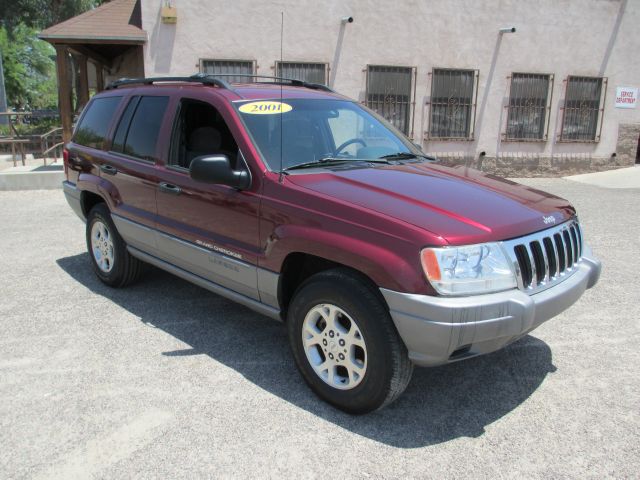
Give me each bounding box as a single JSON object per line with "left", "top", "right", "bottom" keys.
{"left": 278, "top": 11, "right": 284, "bottom": 183}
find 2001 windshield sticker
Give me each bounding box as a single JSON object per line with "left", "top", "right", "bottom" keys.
{"left": 238, "top": 101, "right": 293, "bottom": 114}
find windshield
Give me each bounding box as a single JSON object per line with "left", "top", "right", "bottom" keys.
{"left": 234, "top": 98, "right": 421, "bottom": 171}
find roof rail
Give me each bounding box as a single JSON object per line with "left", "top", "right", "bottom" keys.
{"left": 200, "top": 74, "right": 335, "bottom": 92}
{"left": 105, "top": 74, "right": 232, "bottom": 90}
{"left": 105, "top": 73, "right": 336, "bottom": 93}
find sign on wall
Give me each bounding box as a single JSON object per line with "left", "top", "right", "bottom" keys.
{"left": 615, "top": 87, "right": 637, "bottom": 109}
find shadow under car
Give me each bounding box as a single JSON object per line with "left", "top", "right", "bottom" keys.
{"left": 56, "top": 252, "right": 556, "bottom": 448}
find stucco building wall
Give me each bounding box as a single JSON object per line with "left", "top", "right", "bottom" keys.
{"left": 140, "top": 0, "right": 640, "bottom": 175}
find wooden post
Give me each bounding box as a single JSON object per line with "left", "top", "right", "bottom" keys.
{"left": 76, "top": 54, "right": 89, "bottom": 111}
{"left": 95, "top": 62, "right": 104, "bottom": 92}
{"left": 55, "top": 45, "right": 73, "bottom": 144}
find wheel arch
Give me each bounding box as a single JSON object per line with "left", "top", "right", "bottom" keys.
{"left": 278, "top": 252, "right": 389, "bottom": 320}
{"left": 77, "top": 173, "right": 120, "bottom": 218}
{"left": 80, "top": 190, "right": 106, "bottom": 218}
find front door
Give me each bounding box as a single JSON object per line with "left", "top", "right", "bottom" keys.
{"left": 154, "top": 95, "right": 262, "bottom": 300}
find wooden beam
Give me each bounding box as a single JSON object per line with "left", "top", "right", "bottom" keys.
{"left": 55, "top": 46, "right": 73, "bottom": 144}
{"left": 75, "top": 54, "right": 90, "bottom": 111}
{"left": 67, "top": 45, "right": 112, "bottom": 69}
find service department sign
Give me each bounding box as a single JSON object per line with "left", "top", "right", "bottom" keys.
{"left": 615, "top": 87, "right": 637, "bottom": 109}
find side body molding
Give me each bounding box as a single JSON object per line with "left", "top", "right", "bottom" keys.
{"left": 112, "top": 214, "right": 281, "bottom": 320}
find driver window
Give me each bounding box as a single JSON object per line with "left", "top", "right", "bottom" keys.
{"left": 170, "top": 99, "right": 239, "bottom": 170}
{"left": 327, "top": 109, "right": 361, "bottom": 157}
{"left": 327, "top": 107, "right": 403, "bottom": 158}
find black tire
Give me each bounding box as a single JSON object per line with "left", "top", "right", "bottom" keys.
{"left": 287, "top": 268, "right": 413, "bottom": 414}
{"left": 85, "top": 203, "right": 143, "bottom": 287}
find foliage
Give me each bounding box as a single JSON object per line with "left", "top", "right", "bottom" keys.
{"left": 0, "top": 116, "right": 60, "bottom": 136}
{"left": 0, "top": 0, "right": 101, "bottom": 32}
{"left": 0, "top": 24, "right": 57, "bottom": 109}
{"left": 0, "top": 0, "right": 103, "bottom": 111}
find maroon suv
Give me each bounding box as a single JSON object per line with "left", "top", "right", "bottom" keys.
{"left": 62, "top": 75, "right": 601, "bottom": 413}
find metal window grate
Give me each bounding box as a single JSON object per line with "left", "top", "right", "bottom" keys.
{"left": 505, "top": 73, "right": 553, "bottom": 141}
{"left": 560, "top": 76, "right": 607, "bottom": 142}
{"left": 365, "top": 65, "right": 416, "bottom": 137}
{"left": 428, "top": 68, "right": 478, "bottom": 140}
{"left": 275, "top": 62, "right": 328, "bottom": 85}
{"left": 200, "top": 59, "right": 255, "bottom": 83}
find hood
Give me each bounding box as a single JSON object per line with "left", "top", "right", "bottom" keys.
{"left": 287, "top": 162, "right": 575, "bottom": 245}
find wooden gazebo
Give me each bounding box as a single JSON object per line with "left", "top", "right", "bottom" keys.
{"left": 38, "top": 0, "right": 147, "bottom": 142}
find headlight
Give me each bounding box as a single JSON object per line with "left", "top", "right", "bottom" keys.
{"left": 421, "top": 243, "right": 517, "bottom": 295}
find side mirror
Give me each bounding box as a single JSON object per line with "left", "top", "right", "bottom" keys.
{"left": 189, "top": 155, "right": 251, "bottom": 190}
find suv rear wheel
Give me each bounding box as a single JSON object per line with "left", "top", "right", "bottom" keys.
{"left": 287, "top": 268, "right": 413, "bottom": 413}
{"left": 86, "top": 203, "right": 143, "bottom": 287}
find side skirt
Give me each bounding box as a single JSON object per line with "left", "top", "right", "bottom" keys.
{"left": 127, "top": 246, "right": 282, "bottom": 322}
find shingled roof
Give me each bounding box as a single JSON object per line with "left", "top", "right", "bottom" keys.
{"left": 38, "top": 0, "right": 146, "bottom": 44}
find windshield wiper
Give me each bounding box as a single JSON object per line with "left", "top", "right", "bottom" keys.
{"left": 378, "top": 152, "right": 434, "bottom": 161}
{"left": 283, "top": 157, "right": 391, "bottom": 172}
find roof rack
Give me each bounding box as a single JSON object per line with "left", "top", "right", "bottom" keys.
{"left": 105, "top": 73, "right": 336, "bottom": 93}
{"left": 105, "top": 74, "right": 232, "bottom": 90}
{"left": 202, "top": 74, "right": 336, "bottom": 92}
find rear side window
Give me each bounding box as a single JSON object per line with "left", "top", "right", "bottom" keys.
{"left": 74, "top": 96, "right": 122, "bottom": 149}
{"left": 112, "top": 96, "right": 169, "bottom": 162}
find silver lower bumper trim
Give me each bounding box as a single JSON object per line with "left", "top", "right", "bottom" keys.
{"left": 381, "top": 253, "right": 601, "bottom": 367}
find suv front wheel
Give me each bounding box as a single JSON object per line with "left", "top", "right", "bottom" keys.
{"left": 287, "top": 268, "right": 413, "bottom": 413}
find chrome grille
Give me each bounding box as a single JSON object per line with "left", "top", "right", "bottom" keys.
{"left": 502, "top": 219, "right": 583, "bottom": 293}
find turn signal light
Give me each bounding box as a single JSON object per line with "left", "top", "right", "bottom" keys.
{"left": 420, "top": 249, "right": 441, "bottom": 281}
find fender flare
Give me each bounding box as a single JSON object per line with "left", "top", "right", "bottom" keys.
{"left": 267, "top": 224, "right": 422, "bottom": 293}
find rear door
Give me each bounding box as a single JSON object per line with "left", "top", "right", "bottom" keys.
{"left": 100, "top": 94, "right": 171, "bottom": 252}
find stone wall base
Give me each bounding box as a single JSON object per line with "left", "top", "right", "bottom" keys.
{"left": 429, "top": 123, "right": 640, "bottom": 178}
{"left": 430, "top": 152, "right": 634, "bottom": 177}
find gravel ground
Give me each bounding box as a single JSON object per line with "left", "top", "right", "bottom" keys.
{"left": 0, "top": 179, "right": 638, "bottom": 479}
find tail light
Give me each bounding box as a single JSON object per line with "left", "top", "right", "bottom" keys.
{"left": 63, "top": 148, "right": 69, "bottom": 175}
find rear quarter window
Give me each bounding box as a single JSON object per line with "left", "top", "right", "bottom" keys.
{"left": 73, "top": 96, "right": 122, "bottom": 149}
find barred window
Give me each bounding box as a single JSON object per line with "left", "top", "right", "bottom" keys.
{"left": 560, "top": 76, "right": 606, "bottom": 142}
{"left": 505, "top": 73, "right": 553, "bottom": 141}
{"left": 365, "top": 65, "right": 415, "bottom": 136}
{"left": 276, "top": 62, "right": 328, "bottom": 85}
{"left": 200, "top": 59, "right": 255, "bottom": 83}
{"left": 428, "top": 68, "right": 478, "bottom": 139}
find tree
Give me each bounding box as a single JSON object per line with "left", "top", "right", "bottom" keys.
{"left": 0, "top": 0, "right": 101, "bottom": 34}
{"left": 0, "top": 0, "right": 103, "bottom": 110}
{"left": 0, "top": 24, "right": 57, "bottom": 109}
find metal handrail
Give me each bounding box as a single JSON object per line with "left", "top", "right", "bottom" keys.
{"left": 39, "top": 127, "right": 63, "bottom": 166}
{"left": 41, "top": 141, "right": 64, "bottom": 166}
{"left": 39, "top": 127, "right": 63, "bottom": 139}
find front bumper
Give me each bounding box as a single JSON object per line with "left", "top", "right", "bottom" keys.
{"left": 381, "top": 252, "right": 601, "bottom": 367}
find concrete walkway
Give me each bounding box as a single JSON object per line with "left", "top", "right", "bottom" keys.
{"left": 0, "top": 162, "right": 64, "bottom": 190}
{"left": 564, "top": 165, "right": 640, "bottom": 189}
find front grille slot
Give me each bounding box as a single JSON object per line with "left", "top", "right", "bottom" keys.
{"left": 563, "top": 230, "right": 573, "bottom": 266}
{"left": 554, "top": 233, "right": 566, "bottom": 272}
{"left": 543, "top": 237, "right": 557, "bottom": 277}
{"left": 507, "top": 219, "right": 583, "bottom": 293}
{"left": 514, "top": 245, "right": 532, "bottom": 287}
{"left": 530, "top": 241, "right": 546, "bottom": 284}
{"left": 569, "top": 225, "right": 580, "bottom": 260}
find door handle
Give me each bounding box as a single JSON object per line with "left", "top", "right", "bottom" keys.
{"left": 159, "top": 182, "right": 182, "bottom": 195}
{"left": 100, "top": 164, "right": 117, "bottom": 175}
